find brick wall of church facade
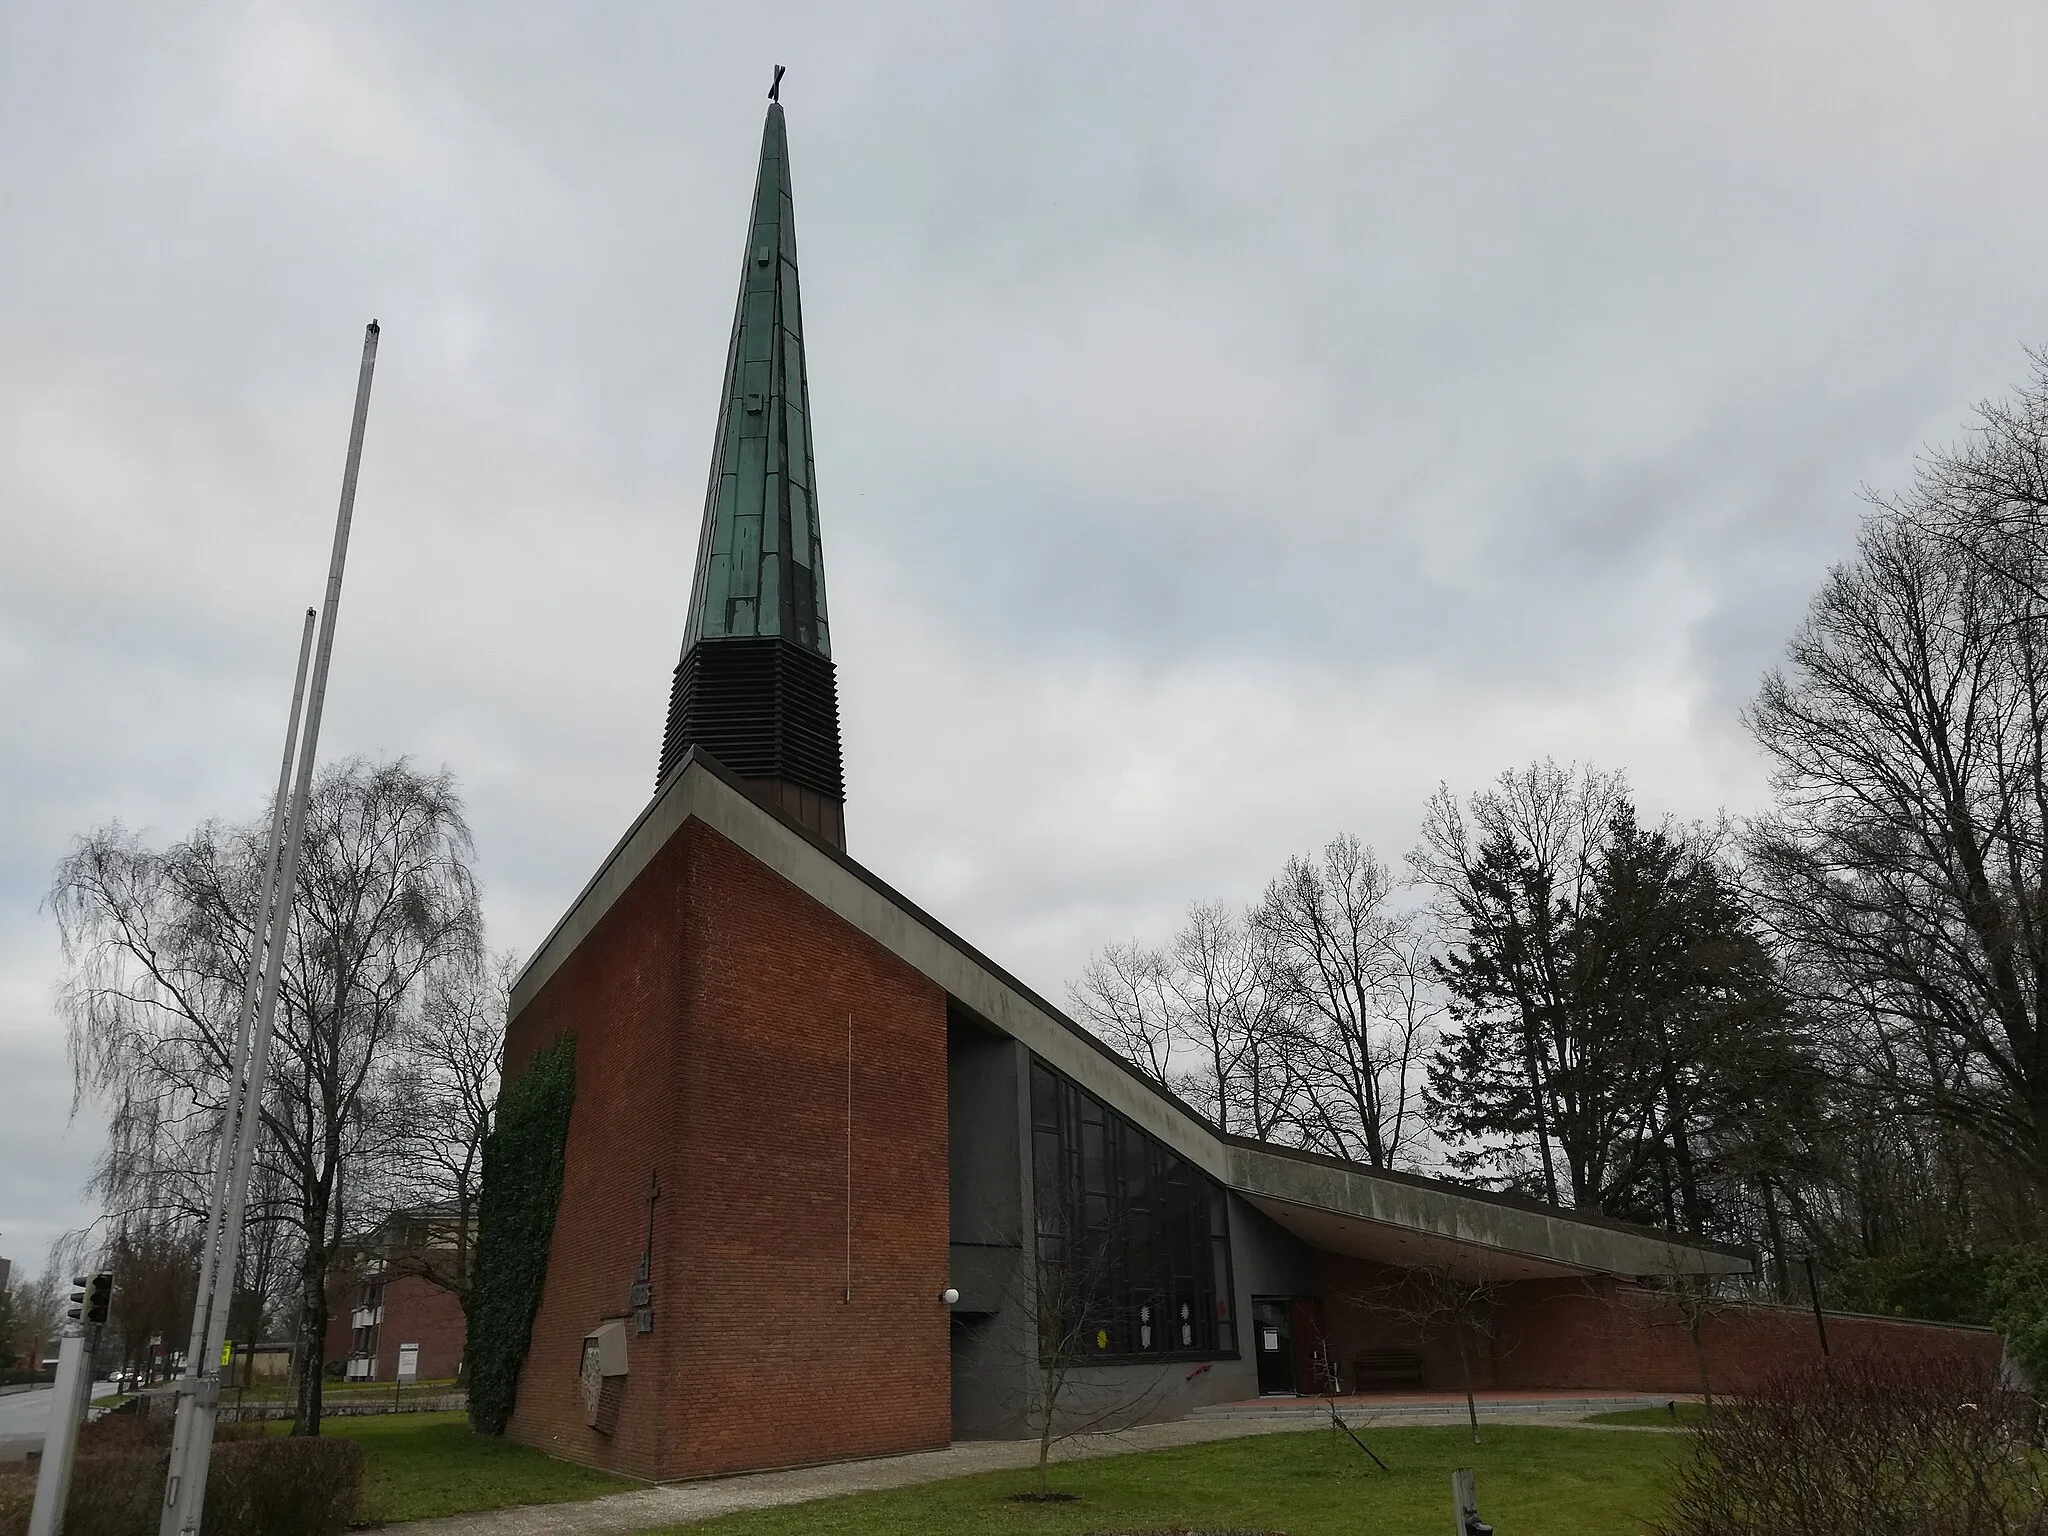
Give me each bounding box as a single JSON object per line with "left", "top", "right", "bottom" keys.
{"left": 504, "top": 818, "right": 952, "bottom": 1480}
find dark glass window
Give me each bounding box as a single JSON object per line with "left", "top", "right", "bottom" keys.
{"left": 1029, "top": 1058, "right": 1236, "bottom": 1361}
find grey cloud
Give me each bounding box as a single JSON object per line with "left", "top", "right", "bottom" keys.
{"left": 7, "top": 1, "right": 2048, "bottom": 1268}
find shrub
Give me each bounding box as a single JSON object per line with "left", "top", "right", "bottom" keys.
{"left": 1828, "top": 1248, "right": 1997, "bottom": 1325}
{"left": 0, "top": 1436, "right": 359, "bottom": 1536}
{"left": 1988, "top": 1248, "right": 2048, "bottom": 1386}
{"left": 468, "top": 1031, "right": 577, "bottom": 1435}
{"left": 54, "top": 1450, "right": 163, "bottom": 1536}
{"left": 1656, "top": 1352, "right": 2046, "bottom": 1536}
{"left": 0, "top": 1471, "right": 33, "bottom": 1536}
{"left": 207, "top": 1436, "right": 362, "bottom": 1535}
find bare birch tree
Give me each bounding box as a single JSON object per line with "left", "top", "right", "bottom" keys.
{"left": 52, "top": 756, "right": 480, "bottom": 1434}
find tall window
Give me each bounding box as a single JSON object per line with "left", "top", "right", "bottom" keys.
{"left": 1030, "top": 1057, "right": 1236, "bottom": 1361}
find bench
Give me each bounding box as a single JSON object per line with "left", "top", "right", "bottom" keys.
{"left": 1352, "top": 1348, "right": 1425, "bottom": 1392}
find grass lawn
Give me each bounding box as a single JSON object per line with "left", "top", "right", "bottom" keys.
{"left": 1584, "top": 1404, "right": 1708, "bottom": 1429}
{"left": 288, "top": 1411, "right": 638, "bottom": 1522}
{"left": 655, "top": 1424, "right": 1684, "bottom": 1536}
{"left": 226, "top": 1375, "right": 461, "bottom": 1402}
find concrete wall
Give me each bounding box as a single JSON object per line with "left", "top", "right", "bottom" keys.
{"left": 943, "top": 1044, "right": 1279, "bottom": 1438}
{"left": 1231, "top": 1192, "right": 1315, "bottom": 1315}
{"left": 946, "top": 1020, "right": 1034, "bottom": 1441}
{"left": 504, "top": 818, "right": 953, "bottom": 1480}
{"left": 1022, "top": 1196, "right": 1277, "bottom": 1430}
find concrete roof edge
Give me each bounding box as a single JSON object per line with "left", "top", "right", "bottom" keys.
{"left": 510, "top": 753, "right": 1750, "bottom": 1280}
{"left": 1218, "top": 1134, "right": 1752, "bottom": 1268}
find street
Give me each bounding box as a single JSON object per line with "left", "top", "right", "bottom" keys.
{"left": 0, "top": 1382, "right": 116, "bottom": 1462}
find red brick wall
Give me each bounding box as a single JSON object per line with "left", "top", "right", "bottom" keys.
{"left": 1492, "top": 1276, "right": 2003, "bottom": 1396}
{"left": 1310, "top": 1255, "right": 2000, "bottom": 1398}
{"left": 321, "top": 1272, "right": 467, "bottom": 1382}
{"left": 504, "top": 817, "right": 952, "bottom": 1479}
{"left": 1314, "top": 1255, "right": 1503, "bottom": 1393}
{"left": 380, "top": 1276, "right": 467, "bottom": 1381}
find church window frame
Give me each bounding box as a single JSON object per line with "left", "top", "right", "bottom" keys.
{"left": 1028, "top": 1057, "right": 1237, "bottom": 1364}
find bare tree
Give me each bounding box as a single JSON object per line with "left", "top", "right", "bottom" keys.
{"left": 1745, "top": 438, "right": 2048, "bottom": 1194}
{"left": 1015, "top": 1203, "right": 1166, "bottom": 1496}
{"left": 379, "top": 950, "right": 512, "bottom": 1324}
{"left": 1260, "top": 836, "right": 1441, "bottom": 1169}
{"left": 1069, "top": 940, "right": 1176, "bottom": 1089}
{"left": 1163, "top": 902, "right": 1302, "bottom": 1140}
{"left": 4, "top": 1260, "right": 62, "bottom": 1373}
{"left": 1917, "top": 348, "right": 2048, "bottom": 603}
{"left": 1071, "top": 903, "right": 1302, "bottom": 1141}
{"left": 52, "top": 756, "right": 481, "bottom": 1434}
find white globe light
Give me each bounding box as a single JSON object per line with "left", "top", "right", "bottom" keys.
{"left": 941, "top": 1287, "right": 960, "bottom": 1306}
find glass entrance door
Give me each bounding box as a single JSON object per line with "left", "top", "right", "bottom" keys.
{"left": 1252, "top": 1297, "right": 1295, "bottom": 1395}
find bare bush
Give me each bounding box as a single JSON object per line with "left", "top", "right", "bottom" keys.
{"left": 1657, "top": 1353, "right": 2046, "bottom": 1536}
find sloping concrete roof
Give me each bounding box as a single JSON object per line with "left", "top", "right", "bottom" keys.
{"left": 513, "top": 751, "right": 1751, "bottom": 1283}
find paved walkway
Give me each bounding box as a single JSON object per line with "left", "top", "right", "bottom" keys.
{"left": 396, "top": 1398, "right": 1671, "bottom": 1534}
{"left": 1193, "top": 1389, "right": 1686, "bottom": 1421}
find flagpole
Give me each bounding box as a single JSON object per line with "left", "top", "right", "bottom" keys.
{"left": 163, "top": 320, "right": 380, "bottom": 1536}
{"left": 156, "top": 605, "right": 314, "bottom": 1529}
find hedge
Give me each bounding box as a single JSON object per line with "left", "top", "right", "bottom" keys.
{"left": 468, "top": 1030, "right": 578, "bottom": 1435}
{"left": 1829, "top": 1243, "right": 2048, "bottom": 1384}
{"left": 0, "top": 1433, "right": 360, "bottom": 1536}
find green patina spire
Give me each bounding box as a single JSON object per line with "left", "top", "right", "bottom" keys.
{"left": 680, "top": 96, "right": 829, "bottom": 656}
{"left": 660, "top": 82, "right": 845, "bottom": 846}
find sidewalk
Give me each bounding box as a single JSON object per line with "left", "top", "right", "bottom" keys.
{"left": 1192, "top": 1389, "right": 1688, "bottom": 1421}
{"left": 394, "top": 1403, "right": 1651, "bottom": 1535}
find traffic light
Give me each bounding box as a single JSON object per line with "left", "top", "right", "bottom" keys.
{"left": 62, "top": 1272, "right": 114, "bottom": 1328}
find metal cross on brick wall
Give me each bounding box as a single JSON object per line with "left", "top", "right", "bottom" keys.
{"left": 630, "top": 1169, "right": 659, "bottom": 1334}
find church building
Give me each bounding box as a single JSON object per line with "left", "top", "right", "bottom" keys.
{"left": 499, "top": 88, "right": 2001, "bottom": 1482}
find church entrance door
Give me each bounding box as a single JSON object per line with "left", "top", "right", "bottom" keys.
{"left": 1252, "top": 1297, "right": 1295, "bottom": 1395}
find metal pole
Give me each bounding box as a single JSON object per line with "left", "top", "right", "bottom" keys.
{"left": 1451, "top": 1465, "right": 1495, "bottom": 1535}
{"left": 165, "top": 321, "right": 379, "bottom": 1536}
{"left": 158, "top": 607, "right": 315, "bottom": 1531}
{"left": 27, "top": 1324, "right": 94, "bottom": 1536}
{"left": 1802, "top": 1254, "right": 1831, "bottom": 1357}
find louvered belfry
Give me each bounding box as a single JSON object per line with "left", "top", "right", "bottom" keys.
{"left": 660, "top": 92, "right": 845, "bottom": 848}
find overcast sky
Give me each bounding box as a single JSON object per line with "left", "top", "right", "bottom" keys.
{"left": 5, "top": 2, "right": 2047, "bottom": 1278}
